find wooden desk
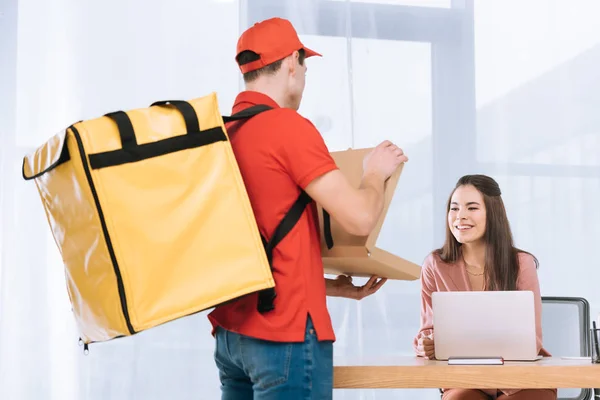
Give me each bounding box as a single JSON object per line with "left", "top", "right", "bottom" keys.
{"left": 334, "top": 357, "right": 600, "bottom": 389}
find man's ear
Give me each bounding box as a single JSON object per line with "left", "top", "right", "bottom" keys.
{"left": 287, "top": 51, "right": 300, "bottom": 76}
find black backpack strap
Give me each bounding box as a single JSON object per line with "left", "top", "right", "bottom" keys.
{"left": 222, "top": 105, "right": 273, "bottom": 123}
{"left": 322, "top": 210, "right": 334, "bottom": 249}
{"left": 257, "top": 190, "right": 313, "bottom": 313}
{"left": 221, "top": 103, "right": 308, "bottom": 313}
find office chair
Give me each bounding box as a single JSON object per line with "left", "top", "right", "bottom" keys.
{"left": 541, "top": 296, "right": 592, "bottom": 400}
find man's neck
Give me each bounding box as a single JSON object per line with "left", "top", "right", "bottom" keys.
{"left": 245, "top": 81, "right": 289, "bottom": 109}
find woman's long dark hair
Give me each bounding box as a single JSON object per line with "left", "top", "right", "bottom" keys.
{"left": 435, "top": 174, "right": 538, "bottom": 291}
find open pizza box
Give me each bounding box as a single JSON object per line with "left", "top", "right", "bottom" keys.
{"left": 317, "top": 147, "right": 421, "bottom": 281}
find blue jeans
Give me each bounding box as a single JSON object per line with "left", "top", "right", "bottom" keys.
{"left": 214, "top": 316, "right": 333, "bottom": 399}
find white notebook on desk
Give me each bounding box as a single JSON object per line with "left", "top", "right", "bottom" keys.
{"left": 448, "top": 357, "right": 504, "bottom": 365}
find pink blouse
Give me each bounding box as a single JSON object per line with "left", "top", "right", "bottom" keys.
{"left": 413, "top": 250, "right": 551, "bottom": 398}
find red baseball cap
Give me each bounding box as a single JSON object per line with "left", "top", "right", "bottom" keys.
{"left": 236, "top": 17, "right": 322, "bottom": 74}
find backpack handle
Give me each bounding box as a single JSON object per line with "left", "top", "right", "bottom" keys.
{"left": 104, "top": 111, "right": 138, "bottom": 151}
{"left": 150, "top": 100, "right": 200, "bottom": 134}
{"left": 105, "top": 100, "right": 200, "bottom": 152}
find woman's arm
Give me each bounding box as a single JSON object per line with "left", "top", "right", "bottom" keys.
{"left": 516, "top": 252, "right": 550, "bottom": 356}
{"left": 413, "top": 255, "right": 437, "bottom": 358}
{"left": 499, "top": 252, "right": 551, "bottom": 396}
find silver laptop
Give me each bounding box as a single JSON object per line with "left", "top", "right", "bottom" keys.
{"left": 432, "top": 291, "right": 541, "bottom": 361}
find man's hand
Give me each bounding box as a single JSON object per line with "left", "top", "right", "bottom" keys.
{"left": 362, "top": 140, "right": 408, "bottom": 181}
{"left": 326, "top": 275, "right": 387, "bottom": 300}
{"left": 416, "top": 335, "right": 435, "bottom": 359}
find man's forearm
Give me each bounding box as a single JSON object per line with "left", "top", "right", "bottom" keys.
{"left": 356, "top": 173, "right": 386, "bottom": 234}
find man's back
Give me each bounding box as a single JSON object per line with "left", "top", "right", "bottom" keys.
{"left": 211, "top": 17, "right": 406, "bottom": 399}
{"left": 207, "top": 91, "right": 337, "bottom": 343}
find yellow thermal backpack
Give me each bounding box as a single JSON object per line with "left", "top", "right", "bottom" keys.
{"left": 22, "top": 93, "right": 311, "bottom": 350}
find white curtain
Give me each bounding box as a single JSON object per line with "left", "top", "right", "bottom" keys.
{"left": 1, "top": 0, "right": 599, "bottom": 399}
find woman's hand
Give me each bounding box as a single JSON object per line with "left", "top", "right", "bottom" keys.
{"left": 416, "top": 335, "right": 435, "bottom": 359}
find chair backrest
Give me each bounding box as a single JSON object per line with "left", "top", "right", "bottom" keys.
{"left": 542, "top": 296, "right": 591, "bottom": 400}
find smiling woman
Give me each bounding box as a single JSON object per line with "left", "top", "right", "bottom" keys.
{"left": 449, "top": 185, "right": 487, "bottom": 246}
{"left": 440, "top": 174, "right": 531, "bottom": 292}
{"left": 413, "top": 174, "right": 557, "bottom": 400}
{"left": 448, "top": 183, "right": 488, "bottom": 291}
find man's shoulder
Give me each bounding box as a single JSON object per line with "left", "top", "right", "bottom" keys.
{"left": 233, "top": 107, "right": 322, "bottom": 149}
{"left": 253, "top": 107, "right": 318, "bottom": 131}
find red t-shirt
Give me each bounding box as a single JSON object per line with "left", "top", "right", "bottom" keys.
{"left": 207, "top": 91, "right": 337, "bottom": 343}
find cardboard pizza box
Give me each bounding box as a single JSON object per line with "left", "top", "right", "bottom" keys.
{"left": 317, "top": 147, "right": 421, "bottom": 281}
